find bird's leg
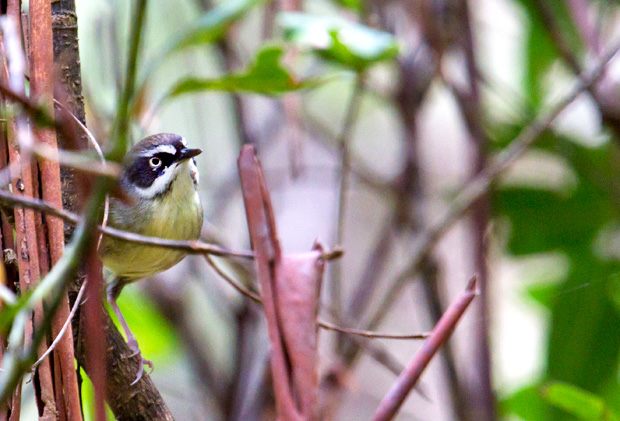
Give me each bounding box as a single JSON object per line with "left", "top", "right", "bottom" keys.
{"left": 107, "top": 279, "right": 153, "bottom": 385}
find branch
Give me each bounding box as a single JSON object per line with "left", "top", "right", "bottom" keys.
{"left": 331, "top": 72, "right": 365, "bottom": 319}
{"left": 0, "top": 189, "right": 253, "bottom": 258}
{"left": 371, "top": 277, "right": 477, "bottom": 421}
{"left": 205, "top": 239, "right": 428, "bottom": 340}
{"left": 0, "top": 220, "right": 95, "bottom": 405}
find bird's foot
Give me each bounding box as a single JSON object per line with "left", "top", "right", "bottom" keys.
{"left": 127, "top": 338, "right": 154, "bottom": 385}
{"left": 130, "top": 356, "right": 154, "bottom": 385}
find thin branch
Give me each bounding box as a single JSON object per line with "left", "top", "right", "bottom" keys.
{"left": 31, "top": 280, "right": 86, "bottom": 370}
{"left": 204, "top": 254, "right": 261, "bottom": 302}
{"left": 0, "top": 189, "right": 253, "bottom": 258}
{"left": 205, "top": 249, "right": 428, "bottom": 340}
{"left": 318, "top": 321, "right": 429, "bottom": 340}
{"left": 330, "top": 73, "right": 365, "bottom": 317}
{"left": 0, "top": 188, "right": 345, "bottom": 264}
{"left": 533, "top": 0, "right": 620, "bottom": 141}
{"left": 371, "top": 277, "right": 477, "bottom": 421}
{"left": 32, "top": 142, "right": 120, "bottom": 179}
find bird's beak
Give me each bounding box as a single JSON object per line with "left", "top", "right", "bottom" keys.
{"left": 178, "top": 148, "right": 202, "bottom": 161}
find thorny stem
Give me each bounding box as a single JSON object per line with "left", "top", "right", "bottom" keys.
{"left": 330, "top": 72, "right": 365, "bottom": 322}
{"left": 361, "top": 37, "right": 620, "bottom": 334}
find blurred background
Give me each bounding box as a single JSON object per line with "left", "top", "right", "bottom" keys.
{"left": 22, "top": 0, "right": 620, "bottom": 419}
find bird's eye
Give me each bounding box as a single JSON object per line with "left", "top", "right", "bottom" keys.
{"left": 149, "top": 157, "right": 162, "bottom": 168}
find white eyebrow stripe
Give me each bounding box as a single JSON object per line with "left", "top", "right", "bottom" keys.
{"left": 137, "top": 144, "right": 177, "bottom": 157}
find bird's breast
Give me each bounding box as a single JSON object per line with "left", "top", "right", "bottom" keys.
{"left": 101, "top": 169, "right": 203, "bottom": 281}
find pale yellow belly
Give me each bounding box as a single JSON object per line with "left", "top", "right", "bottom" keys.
{"left": 100, "top": 188, "right": 203, "bottom": 281}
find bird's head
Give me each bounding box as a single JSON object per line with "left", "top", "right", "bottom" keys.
{"left": 122, "top": 133, "right": 202, "bottom": 199}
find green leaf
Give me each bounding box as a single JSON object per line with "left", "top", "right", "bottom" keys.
{"left": 330, "top": 0, "right": 362, "bottom": 12}
{"left": 500, "top": 384, "right": 547, "bottom": 420}
{"left": 166, "top": 45, "right": 314, "bottom": 97}
{"left": 167, "top": 0, "right": 270, "bottom": 54}
{"left": 542, "top": 382, "right": 620, "bottom": 420}
{"left": 0, "top": 289, "right": 34, "bottom": 335}
{"left": 142, "top": 0, "right": 270, "bottom": 83}
{"left": 515, "top": 0, "right": 584, "bottom": 108}
{"left": 526, "top": 281, "right": 558, "bottom": 310}
{"left": 525, "top": 20, "right": 557, "bottom": 108}
{"left": 279, "top": 12, "right": 399, "bottom": 71}
{"left": 492, "top": 124, "right": 620, "bottom": 403}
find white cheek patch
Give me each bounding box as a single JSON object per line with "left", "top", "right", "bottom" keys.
{"left": 137, "top": 144, "right": 176, "bottom": 157}
{"left": 133, "top": 162, "right": 181, "bottom": 199}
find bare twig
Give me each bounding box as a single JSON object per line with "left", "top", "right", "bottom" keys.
{"left": 205, "top": 236, "right": 427, "bottom": 340}
{"left": 319, "top": 321, "right": 429, "bottom": 340}
{"left": 331, "top": 73, "right": 365, "bottom": 318}
{"left": 0, "top": 188, "right": 345, "bottom": 264}
{"left": 533, "top": 0, "right": 620, "bottom": 141}
{"left": 372, "top": 276, "right": 478, "bottom": 421}
{"left": 204, "top": 254, "right": 261, "bottom": 302}
{"left": 31, "top": 280, "right": 86, "bottom": 370}
{"left": 32, "top": 142, "right": 120, "bottom": 178}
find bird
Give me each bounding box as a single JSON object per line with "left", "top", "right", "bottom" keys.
{"left": 99, "top": 133, "right": 203, "bottom": 384}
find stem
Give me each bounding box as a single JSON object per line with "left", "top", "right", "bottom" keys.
{"left": 29, "top": 0, "right": 83, "bottom": 416}
{"left": 330, "top": 73, "right": 364, "bottom": 324}
{"left": 371, "top": 277, "right": 477, "bottom": 421}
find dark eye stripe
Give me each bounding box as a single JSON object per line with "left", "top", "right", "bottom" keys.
{"left": 155, "top": 152, "right": 176, "bottom": 167}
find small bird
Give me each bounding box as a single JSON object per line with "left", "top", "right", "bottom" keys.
{"left": 100, "top": 133, "right": 203, "bottom": 383}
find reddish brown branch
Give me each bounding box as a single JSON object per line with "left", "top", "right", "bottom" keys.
{"left": 1, "top": 13, "right": 58, "bottom": 416}
{"left": 238, "top": 145, "right": 323, "bottom": 420}
{"left": 372, "top": 276, "right": 478, "bottom": 421}
{"left": 29, "top": 0, "right": 82, "bottom": 418}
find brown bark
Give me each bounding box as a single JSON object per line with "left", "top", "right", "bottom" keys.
{"left": 74, "top": 306, "right": 174, "bottom": 421}
{"left": 2, "top": 6, "right": 57, "bottom": 414}
{"left": 29, "top": 0, "right": 82, "bottom": 418}
{"left": 7, "top": 123, "right": 57, "bottom": 419}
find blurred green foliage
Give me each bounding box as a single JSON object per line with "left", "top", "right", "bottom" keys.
{"left": 542, "top": 382, "right": 620, "bottom": 420}
{"left": 166, "top": 45, "right": 313, "bottom": 97}
{"left": 495, "top": 125, "right": 620, "bottom": 419}
{"left": 279, "top": 12, "right": 399, "bottom": 71}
